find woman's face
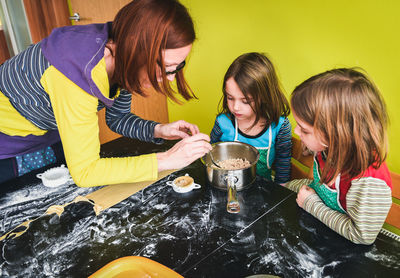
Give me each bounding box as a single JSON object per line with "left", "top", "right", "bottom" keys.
{"left": 293, "top": 111, "right": 327, "bottom": 152}
{"left": 140, "top": 44, "right": 192, "bottom": 88}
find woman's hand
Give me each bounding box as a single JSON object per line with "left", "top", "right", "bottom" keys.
{"left": 154, "top": 120, "right": 200, "bottom": 140}
{"left": 296, "top": 185, "right": 316, "bottom": 208}
{"left": 156, "top": 133, "right": 212, "bottom": 171}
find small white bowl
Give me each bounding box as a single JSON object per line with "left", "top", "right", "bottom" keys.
{"left": 36, "top": 164, "right": 73, "bottom": 188}
{"left": 167, "top": 174, "right": 201, "bottom": 193}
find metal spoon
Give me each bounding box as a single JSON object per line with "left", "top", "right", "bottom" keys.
{"left": 209, "top": 150, "right": 222, "bottom": 168}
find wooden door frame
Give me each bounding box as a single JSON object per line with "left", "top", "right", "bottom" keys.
{"left": 23, "top": 0, "right": 71, "bottom": 43}
{"left": 0, "top": 29, "right": 11, "bottom": 63}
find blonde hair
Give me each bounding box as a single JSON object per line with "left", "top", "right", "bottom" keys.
{"left": 220, "top": 52, "right": 290, "bottom": 128}
{"left": 291, "top": 68, "right": 388, "bottom": 183}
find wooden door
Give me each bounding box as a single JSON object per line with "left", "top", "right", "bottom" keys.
{"left": 24, "top": 0, "right": 71, "bottom": 43}
{"left": 0, "top": 29, "right": 11, "bottom": 63}
{"left": 69, "top": 0, "right": 169, "bottom": 144}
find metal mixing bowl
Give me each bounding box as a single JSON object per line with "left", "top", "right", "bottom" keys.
{"left": 201, "top": 141, "right": 260, "bottom": 191}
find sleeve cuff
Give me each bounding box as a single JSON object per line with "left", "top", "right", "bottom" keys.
{"left": 148, "top": 121, "right": 164, "bottom": 145}
{"left": 149, "top": 152, "right": 159, "bottom": 180}
{"left": 285, "top": 179, "right": 312, "bottom": 193}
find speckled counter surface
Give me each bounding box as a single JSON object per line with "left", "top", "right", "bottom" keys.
{"left": 1, "top": 137, "right": 399, "bottom": 277}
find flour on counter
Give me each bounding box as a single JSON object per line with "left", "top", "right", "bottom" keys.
{"left": 365, "top": 245, "right": 400, "bottom": 269}
{"left": 1, "top": 166, "right": 399, "bottom": 277}
{"left": 0, "top": 181, "right": 97, "bottom": 237}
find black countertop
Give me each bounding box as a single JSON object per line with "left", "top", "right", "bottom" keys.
{"left": 0, "top": 137, "right": 399, "bottom": 277}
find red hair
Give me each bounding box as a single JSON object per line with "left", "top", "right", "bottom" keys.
{"left": 110, "top": 0, "right": 196, "bottom": 102}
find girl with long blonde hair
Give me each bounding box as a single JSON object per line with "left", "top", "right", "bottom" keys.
{"left": 287, "top": 68, "right": 392, "bottom": 244}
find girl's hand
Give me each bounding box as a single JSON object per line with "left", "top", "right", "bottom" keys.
{"left": 296, "top": 185, "right": 316, "bottom": 208}
{"left": 301, "top": 142, "right": 313, "bottom": 156}
{"left": 154, "top": 120, "right": 200, "bottom": 140}
{"left": 156, "top": 133, "right": 212, "bottom": 171}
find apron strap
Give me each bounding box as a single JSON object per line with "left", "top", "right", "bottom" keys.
{"left": 234, "top": 118, "right": 272, "bottom": 169}
{"left": 266, "top": 128, "right": 272, "bottom": 168}
{"left": 234, "top": 118, "right": 239, "bottom": 141}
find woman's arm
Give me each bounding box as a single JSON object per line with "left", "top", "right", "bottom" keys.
{"left": 41, "top": 66, "right": 159, "bottom": 187}
{"left": 105, "top": 89, "right": 201, "bottom": 142}
{"left": 273, "top": 118, "right": 292, "bottom": 184}
{"left": 104, "top": 89, "right": 163, "bottom": 144}
{"left": 300, "top": 178, "right": 392, "bottom": 244}
{"left": 41, "top": 66, "right": 211, "bottom": 187}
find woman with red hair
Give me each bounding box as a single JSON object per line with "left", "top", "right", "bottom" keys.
{"left": 0, "top": 0, "right": 212, "bottom": 186}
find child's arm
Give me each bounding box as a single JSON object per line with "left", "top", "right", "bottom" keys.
{"left": 274, "top": 118, "right": 292, "bottom": 183}
{"left": 210, "top": 119, "right": 222, "bottom": 144}
{"left": 285, "top": 179, "right": 313, "bottom": 192}
{"left": 301, "top": 177, "right": 392, "bottom": 245}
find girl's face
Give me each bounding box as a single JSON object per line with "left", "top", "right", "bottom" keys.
{"left": 140, "top": 44, "right": 192, "bottom": 88}
{"left": 225, "top": 77, "right": 255, "bottom": 122}
{"left": 293, "top": 111, "right": 327, "bottom": 152}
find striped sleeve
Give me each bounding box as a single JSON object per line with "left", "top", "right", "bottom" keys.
{"left": 210, "top": 118, "right": 222, "bottom": 144}
{"left": 302, "top": 177, "right": 392, "bottom": 244}
{"left": 104, "top": 89, "right": 163, "bottom": 144}
{"left": 285, "top": 178, "right": 313, "bottom": 192}
{"left": 273, "top": 118, "right": 292, "bottom": 183}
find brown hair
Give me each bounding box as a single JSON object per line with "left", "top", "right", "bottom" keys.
{"left": 110, "top": 0, "right": 195, "bottom": 102}
{"left": 220, "top": 52, "right": 290, "bottom": 128}
{"left": 291, "top": 68, "right": 389, "bottom": 184}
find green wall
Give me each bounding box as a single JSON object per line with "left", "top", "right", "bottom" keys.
{"left": 169, "top": 0, "right": 400, "bottom": 173}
